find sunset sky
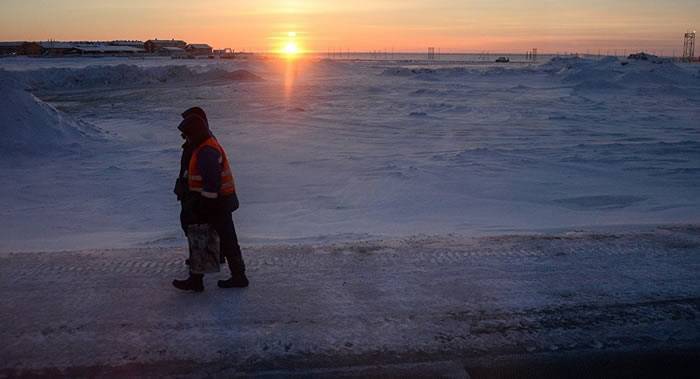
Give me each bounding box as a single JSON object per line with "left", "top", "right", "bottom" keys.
{"left": 1, "top": 0, "right": 697, "bottom": 55}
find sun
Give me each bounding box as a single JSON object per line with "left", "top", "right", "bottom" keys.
{"left": 282, "top": 42, "right": 300, "bottom": 57}
{"left": 283, "top": 42, "right": 299, "bottom": 55}
{"left": 279, "top": 31, "right": 303, "bottom": 58}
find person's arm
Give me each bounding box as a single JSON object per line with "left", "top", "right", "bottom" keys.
{"left": 174, "top": 145, "right": 193, "bottom": 201}
{"left": 196, "top": 146, "right": 222, "bottom": 199}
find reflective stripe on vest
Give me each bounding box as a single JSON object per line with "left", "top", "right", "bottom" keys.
{"left": 188, "top": 137, "right": 236, "bottom": 197}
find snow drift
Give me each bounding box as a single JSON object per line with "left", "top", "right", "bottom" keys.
{"left": 24, "top": 65, "right": 263, "bottom": 90}
{"left": 0, "top": 64, "right": 264, "bottom": 154}
{"left": 541, "top": 55, "right": 700, "bottom": 89}
{"left": 0, "top": 70, "right": 101, "bottom": 154}
{"left": 382, "top": 56, "right": 699, "bottom": 90}
{"left": 380, "top": 66, "right": 528, "bottom": 80}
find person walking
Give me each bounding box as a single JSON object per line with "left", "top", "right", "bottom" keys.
{"left": 174, "top": 107, "right": 205, "bottom": 236}
{"left": 172, "top": 108, "right": 249, "bottom": 292}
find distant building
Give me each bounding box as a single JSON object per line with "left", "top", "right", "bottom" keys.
{"left": 1, "top": 38, "right": 217, "bottom": 57}
{"left": 110, "top": 40, "right": 144, "bottom": 48}
{"left": 74, "top": 45, "right": 145, "bottom": 56}
{"left": 144, "top": 39, "right": 186, "bottom": 53}
{"left": 0, "top": 42, "right": 24, "bottom": 56}
{"left": 158, "top": 47, "right": 186, "bottom": 57}
{"left": 39, "top": 41, "right": 78, "bottom": 56}
{"left": 17, "top": 42, "right": 42, "bottom": 56}
{"left": 185, "top": 44, "right": 213, "bottom": 56}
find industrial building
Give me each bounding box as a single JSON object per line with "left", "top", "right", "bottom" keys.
{"left": 158, "top": 46, "right": 186, "bottom": 57}
{"left": 73, "top": 45, "right": 145, "bottom": 56}
{"left": 38, "top": 41, "right": 78, "bottom": 56}
{"left": 185, "top": 44, "right": 213, "bottom": 56}
{"left": 0, "top": 42, "right": 24, "bottom": 56}
{"left": 144, "top": 39, "right": 187, "bottom": 53}
{"left": 1, "top": 38, "right": 228, "bottom": 58}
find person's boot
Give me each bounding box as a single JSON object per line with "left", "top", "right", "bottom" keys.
{"left": 172, "top": 273, "right": 204, "bottom": 292}
{"left": 218, "top": 272, "right": 249, "bottom": 288}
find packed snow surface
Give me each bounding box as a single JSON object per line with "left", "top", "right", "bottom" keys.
{"left": 0, "top": 56, "right": 699, "bottom": 251}
{"left": 1, "top": 228, "right": 699, "bottom": 374}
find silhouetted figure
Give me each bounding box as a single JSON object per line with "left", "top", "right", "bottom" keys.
{"left": 173, "top": 108, "right": 249, "bottom": 292}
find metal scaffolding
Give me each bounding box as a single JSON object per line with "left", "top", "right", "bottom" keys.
{"left": 525, "top": 48, "right": 538, "bottom": 62}
{"left": 683, "top": 31, "right": 696, "bottom": 62}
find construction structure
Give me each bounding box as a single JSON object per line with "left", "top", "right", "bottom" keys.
{"left": 683, "top": 31, "right": 696, "bottom": 62}
{"left": 525, "top": 48, "right": 538, "bottom": 62}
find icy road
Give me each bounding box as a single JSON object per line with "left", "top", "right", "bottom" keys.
{"left": 1, "top": 226, "right": 699, "bottom": 377}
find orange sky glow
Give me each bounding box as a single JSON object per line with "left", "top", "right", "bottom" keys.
{"left": 1, "top": 0, "right": 697, "bottom": 55}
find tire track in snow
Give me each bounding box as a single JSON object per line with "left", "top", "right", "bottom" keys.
{"left": 0, "top": 228, "right": 699, "bottom": 372}
{"left": 1, "top": 229, "right": 697, "bottom": 281}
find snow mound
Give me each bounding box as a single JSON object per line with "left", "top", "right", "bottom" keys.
{"left": 381, "top": 67, "right": 441, "bottom": 81}
{"left": 0, "top": 71, "right": 101, "bottom": 154}
{"left": 222, "top": 69, "right": 265, "bottom": 81}
{"left": 315, "top": 59, "right": 354, "bottom": 72}
{"left": 541, "top": 55, "right": 699, "bottom": 89}
{"left": 26, "top": 65, "right": 263, "bottom": 90}
{"left": 381, "top": 66, "right": 528, "bottom": 80}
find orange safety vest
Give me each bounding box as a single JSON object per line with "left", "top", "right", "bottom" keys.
{"left": 188, "top": 137, "right": 236, "bottom": 198}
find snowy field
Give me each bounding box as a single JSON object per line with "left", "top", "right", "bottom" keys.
{"left": 1, "top": 55, "right": 700, "bottom": 376}
{"left": 1, "top": 55, "right": 699, "bottom": 252}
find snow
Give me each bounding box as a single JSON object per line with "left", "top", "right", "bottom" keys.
{"left": 0, "top": 228, "right": 698, "bottom": 373}
{"left": 11, "top": 64, "right": 262, "bottom": 90}
{"left": 0, "top": 70, "right": 101, "bottom": 154}
{"left": 545, "top": 55, "right": 697, "bottom": 89}
{"left": 0, "top": 55, "right": 699, "bottom": 252}
{"left": 0, "top": 55, "right": 699, "bottom": 374}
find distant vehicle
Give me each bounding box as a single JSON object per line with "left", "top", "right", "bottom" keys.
{"left": 495, "top": 56, "right": 510, "bottom": 63}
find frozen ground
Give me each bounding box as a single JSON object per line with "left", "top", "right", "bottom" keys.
{"left": 1, "top": 55, "right": 699, "bottom": 251}
{"left": 1, "top": 227, "right": 699, "bottom": 376}
{"left": 1, "top": 56, "right": 700, "bottom": 376}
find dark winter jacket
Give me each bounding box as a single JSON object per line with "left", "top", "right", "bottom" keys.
{"left": 190, "top": 144, "right": 239, "bottom": 215}
{"left": 174, "top": 113, "right": 210, "bottom": 202}
{"left": 174, "top": 141, "right": 194, "bottom": 201}
{"left": 177, "top": 114, "right": 239, "bottom": 226}
{"left": 196, "top": 146, "right": 223, "bottom": 196}
{"left": 180, "top": 146, "right": 239, "bottom": 225}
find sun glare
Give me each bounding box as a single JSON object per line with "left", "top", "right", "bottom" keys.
{"left": 283, "top": 42, "right": 299, "bottom": 56}
{"left": 279, "top": 31, "right": 302, "bottom": 58}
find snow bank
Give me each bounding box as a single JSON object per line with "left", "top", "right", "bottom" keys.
{"left": 0, "top": 70, "right": 101, "bottom": 154}
{"left": 382, "top": 56, "right": 699, "bottom": 90}
{"left": 23, "top": 65, "right": 263, "bottom": 90}
{"left": 315, "top": 58, "right": 355, "bottom": 73}
{"left": 541, "top": 55, "right": 699, "bottom": 89}
{"left": 380, "top": 66, "right": 528, "bottom": 80}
